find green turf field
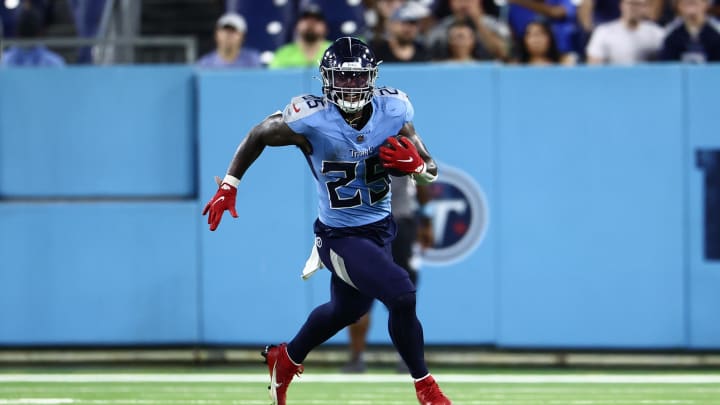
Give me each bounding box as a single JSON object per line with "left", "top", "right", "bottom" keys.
{"left": 1, "top": 370, "right": 720, "bottom": 404}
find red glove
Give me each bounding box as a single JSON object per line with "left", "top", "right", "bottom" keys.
{"left": 202, "top": 182, "right": 238, "bottom": 231}
{"left": 379, "top": 136, "right": 425, "bottom": 174}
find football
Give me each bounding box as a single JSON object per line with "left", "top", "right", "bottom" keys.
{"left": 380, "top": 134, "right": 411, "bottom": 177}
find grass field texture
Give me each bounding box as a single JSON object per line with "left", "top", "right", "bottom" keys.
{"left": 1, "top": 369, "right": 720, "bottom": 405}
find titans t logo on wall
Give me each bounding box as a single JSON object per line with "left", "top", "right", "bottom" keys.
{"left": 697, "top": 149, "right": 719, "bottom": 260}
{"left": 423, "top": 163, "right": 488, "bottom": 265}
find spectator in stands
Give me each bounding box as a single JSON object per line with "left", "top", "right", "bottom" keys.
{"left": 69, "top": 0, "right": 111, "bottom": 64}
{"left": 575, "top": 0, "right": 596, "bottom": 61}
{"left": 434, "top": 0, "right": 502, "bottom": 19}
{"left": 363, "top": 0, "right": 407, "bottom": 42}
{"left": 576, "top": 0, "right": 670, "bottom": 56}
{"left": 197, "top": 12, "right": 262, "bottom": 68}
{"left": 660, "top": 0, "right": 720, "bottom": 62}
{"left": 438, "top": 18, "right": 482, "bottom": 62}
{"left": 515, "top": 21, "right": 568, "bottom": 64}
{"left": 507, "top": 0, "right": 580, "bottom": 62}
{"left": 578, "top": 0, "right": 620, "bottom": 27}
{"left": 582, "top": 0, "right": 675, "bottom": 27}
{"left": 585, "top": 0, "right": 663, "bottom": 64}
{"left": 650, "top": 0, "right": 677, "bottom": 24}
{"left": 370, "top": 2, "right": 431, "bottom": 62}
{"left": 576, "top": 0, "right": 594, "bottom": 30}
{"left": 426, "top": 0, "right": 511, "bottom": 60}
{"left": 270, "top": 4, "right": 331, "bottom": 69}
{"left": 1, "top": 6, "right": 64, "bottom": 67}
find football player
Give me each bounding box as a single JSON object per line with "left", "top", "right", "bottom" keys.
{"left": 203, "top": 37, "right": 451, "bottom": 405}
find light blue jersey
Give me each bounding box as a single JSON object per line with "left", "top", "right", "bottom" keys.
{"left": 283, "top": 87, "right": 414, "bottom": 228}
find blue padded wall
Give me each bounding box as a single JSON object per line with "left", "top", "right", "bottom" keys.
{"left": 1, "top": 65, "right": 718, "bottom": 348}
{"left": 686, "top": 67, "right": 720, "bottom": 349}
{"left": 495, "top": 66, "right": 686, "bottom": 348}
{"left": 197, "top": 69, "right": 314, "bottom": 344}
{"left": 0, "top": 67, "right": 195, "bottom": 198}
{"left": 0, "top": 202, "right": 199, "bottom": 344}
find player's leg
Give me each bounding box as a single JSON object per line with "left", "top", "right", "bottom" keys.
{"left": 286, "top": 272, "right": 374, "bottom": 364}
{"left": 383, "top": 287, "right": 452, "bottom": 404}
{"left": 392, "top": 216, "right": 419, "bottom": 286}
{"left": 343, "top": 311, "right": 370, "bottom": 373}
{"left": 318, "top": 234, "right": 452, "bottom": 404}
{"left": 318, "top": 235, "right": 429, "bottom": 379}
{"left": 344, "top": 217, "right": 418, "bottom": 373}
{"left": 264, "top": 273, "right": 373, "bottom": 405}
{"left": 391, "top": 216, "right": 419, "bottom": 373}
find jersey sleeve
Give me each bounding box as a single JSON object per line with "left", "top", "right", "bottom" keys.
{"left": 376, "top": 87, "right": 415, "bottom": 123}
{"left": 281, "top": 94, "right": 326, "bottom": 135}
{"left": 400, "top": 90, "right": 415, "bottom": 123}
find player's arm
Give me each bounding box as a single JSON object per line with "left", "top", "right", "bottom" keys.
{"left": 398, "top": 122, "right": 438, "bottom": 184}
{"left": 380, "top": 122, "right": 438, "bottom": 185}
{"left": 225, "top": 113, "right": 312, "bottom": 180}
{"left": 507, "top": 0, "right": 568, "bottom": 19}
{"left": 202, "top": 113, "right": 311, "bottom": 231}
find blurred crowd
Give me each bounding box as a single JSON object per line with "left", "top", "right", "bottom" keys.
{"left": 200, "top": 0, "right": 720, "bottom": 68}
{"left": 2, "top": 0, "right": 719, "bottom": 67}
{"left": 200, "top": 0, "right": 720, "bottom": 69}
{"left": 0, "top": 0, "right": 66, "bottom": 66}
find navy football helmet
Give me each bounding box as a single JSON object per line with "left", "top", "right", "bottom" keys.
{"left": 319, "top": 37, "right": 378, "bottom": 114}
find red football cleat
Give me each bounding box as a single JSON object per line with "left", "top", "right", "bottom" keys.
{"left": 261, "top": 343, "right": 304, "bottom": 405}
{"left": 415, "top": 375, "right": 452, "bottom": 405}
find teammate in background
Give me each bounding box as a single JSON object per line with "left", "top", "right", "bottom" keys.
{"left": 203, "top": 37, "right": 452, "bottom": 405}
{"left": 197, "top": 12, "right": 262, "bottom": 68}
{"left": 342, "top": 175, "right": 434, "bottom": 374}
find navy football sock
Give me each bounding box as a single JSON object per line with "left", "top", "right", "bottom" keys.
{"left": 387, "top": 292, "right": 429, "bottom": 379}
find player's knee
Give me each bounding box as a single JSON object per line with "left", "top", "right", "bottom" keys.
{"left": 386, "top": 291, "right": 416, "bottom": 314}
{"left": 333, "top": 305, "right": 369, "bottom": 327}
{"left": 334, "top": 308, "right": 358, "bottom": 324}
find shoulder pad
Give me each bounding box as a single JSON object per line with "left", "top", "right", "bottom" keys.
{"left": 374, "top": 87, "right": 409, "bottom": 101}
{"left": 283, "top": 94, "right": 327, "bottom": 124}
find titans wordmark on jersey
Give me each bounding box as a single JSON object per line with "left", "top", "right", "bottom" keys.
{"left": 283, "top": 87, "right": 414, "bottom": 228}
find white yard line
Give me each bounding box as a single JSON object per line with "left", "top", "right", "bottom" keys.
{"left": 0, "top": 401, "right": 381, "bottom": 405}
{"left": 0, "top": 374, "right": 719, "bottom": 384}
{"left": 0, "top": 400, "right": 74, "bottom": 404}
{"left": 0, "top": 401, "right": 704, "bottom": 405}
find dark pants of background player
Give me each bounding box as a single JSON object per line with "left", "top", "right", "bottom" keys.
{"left": 393, "top": 216, "right": 419, "bottom": 286}
{"left": 286, "top": 215, "right": 429, "bottom": 379}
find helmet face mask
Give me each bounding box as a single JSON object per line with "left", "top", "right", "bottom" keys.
{"left": 320, "top": 38, "right": 378, "bottom": 114}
